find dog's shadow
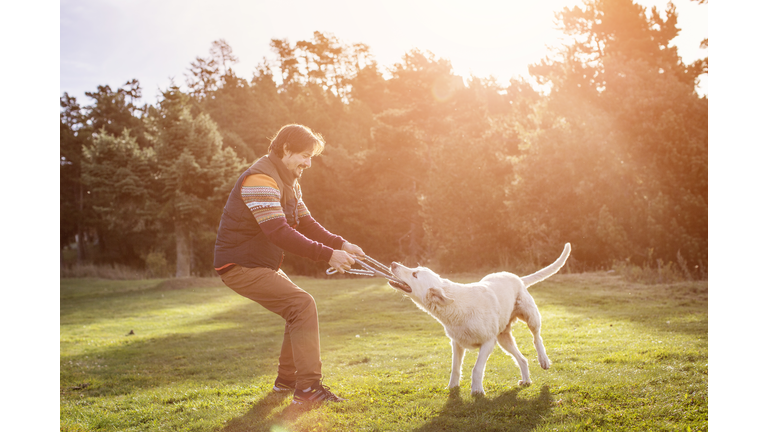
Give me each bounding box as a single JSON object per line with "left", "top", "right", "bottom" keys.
{"left": 218, "top": 386, "right": 553, "bottom": 431}
{"left": 413, "top": 385, "right": 554, "bottom": 432}
{"left": 217, "top": 391, "right": 305, "bottom": 432}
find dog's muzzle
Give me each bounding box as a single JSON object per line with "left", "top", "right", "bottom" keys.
{"left": 388, "top": 263, "right": 412, "bottom": 293}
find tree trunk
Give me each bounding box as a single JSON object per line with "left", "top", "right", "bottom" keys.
{"left": 76, "top": 183, "right": 85, "bottom": 264}
{"left": 189, "top": 233, "right": 195, "bottom": 276}
{"left": 175, "top": 221, "right": 191, "bottom": 278}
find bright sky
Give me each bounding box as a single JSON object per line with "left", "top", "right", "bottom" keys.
{"left": 60, "top": 0, "right": 708, "bottom": 104}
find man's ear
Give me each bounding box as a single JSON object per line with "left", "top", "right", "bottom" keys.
{"left": 427, "top": 287, "right": 454, "bottom": 306}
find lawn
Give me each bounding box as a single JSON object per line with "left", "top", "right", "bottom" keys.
{"left": 60, "top": 272, "right": 707, "bottom": 431}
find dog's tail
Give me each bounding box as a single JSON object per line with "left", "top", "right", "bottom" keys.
{"left": 521, "top": 243, "right": 571, "bottom": 288}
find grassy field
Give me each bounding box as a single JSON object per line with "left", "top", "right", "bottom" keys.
{"left": 60, "top": 272, "right": 707, "bottom": 431}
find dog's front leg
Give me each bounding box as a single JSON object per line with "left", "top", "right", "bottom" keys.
{"left": 449, "top": 340, "right": 465, "bottom": 388}
{"left": 470, "top": 340, "right": 496, "bottom": 395}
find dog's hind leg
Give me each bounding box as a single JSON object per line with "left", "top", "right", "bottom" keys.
{"left": 449, "top": 340, "right": 465, "bottom": 389}
{"left": 470, "top": 340, "right": 496, "bottom": 395}
{"left": 496, "top": 331, "right": 532, "bottom": 385}
{"left": 525, "top": 310, "right": 551, "bottom": 370}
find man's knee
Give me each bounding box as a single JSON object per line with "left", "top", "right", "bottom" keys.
{"left": 285, "top": 291, "right": 317, "bottom": 323}
{"left": 297, "top": 291, "right": 317, "bottom": 312}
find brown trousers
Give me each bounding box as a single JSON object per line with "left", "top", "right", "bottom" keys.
{"left": 221, "top": 265, "right": 322, "bottom": 388}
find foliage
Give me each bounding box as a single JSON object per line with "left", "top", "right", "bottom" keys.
{"left": 144, "top": 87, "right": 247, "bottom": 276}
{"left": 60, "top": 81, "right": 150, "bottom": 265}
{"left": 71, "top": 85, "right": 246, "bottom": 276}
{"left": 144, "top": 250, "right": 173, "bottom": 278}
{"left": 60, "top": 93, "right": 90, "bottom": 254}
{"left": 60, "top": 0, "right": 707, "bottom": 278}
{"left": 60, "top": 273, "right": 708, "bottom": 431}
{"left": 82, "top": 130, "right": 158, "bottom": 264}
{"left": 519, "top": 0, "right": 707, "bottom": 270}
{"left": 186, "top": 39, "right": 240, "bottom": 100}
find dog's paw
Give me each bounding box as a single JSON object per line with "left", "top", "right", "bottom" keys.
{"left": 470, "top": 381, "right": 485, "bottom": 395}
{"left": 470, "top": 388, "right": 485, "bottom": 396}
{"left": 518, "top": 379, "right": 532, "bottom": 386}
{"left": 539, "top": 356, "right": 551, "bottom": 370}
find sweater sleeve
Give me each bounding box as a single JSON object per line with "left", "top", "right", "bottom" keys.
{"left": 259, "top": 218, "right": 335, "bottom": 262}
{"left": 295, "top": 197, "right": 346, "bottom": 249}
{"left": 242, "top": 174, "right": 335, "bottom": 262}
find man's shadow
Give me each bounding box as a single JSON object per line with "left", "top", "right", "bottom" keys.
{"left": 413, "top": 385, "right": 553, "bottom": 432}
{"left": 218, "top": 391, "right": 306, "bottom": 432}
{"left": 219, "top": 386, "right": 553, "bottom": 432}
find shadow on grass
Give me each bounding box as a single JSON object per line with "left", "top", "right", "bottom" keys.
{"left": 60, "top": 303, "right": 287, "bottom": 397}
{"left": 214, "top": 386, "right": 554, "bottom": 432}
{"left": 217, "top": 391, "right": 304, "bottom": 432}
{"left": 413, "top": 386, "right": 553, "bottom": 432}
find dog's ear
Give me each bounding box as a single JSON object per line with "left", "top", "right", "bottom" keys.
{"left": 427, "top": 287, "right": 454, "bottom": 306}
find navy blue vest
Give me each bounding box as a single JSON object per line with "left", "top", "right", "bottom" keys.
{"left": 213, "top": 153, "right": 300, "bottom": 271}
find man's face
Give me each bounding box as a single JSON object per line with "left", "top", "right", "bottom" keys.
{"left": 281, "top": 148, "right": 313, "bottom": 179}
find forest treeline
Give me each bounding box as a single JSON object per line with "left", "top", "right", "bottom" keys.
{"left": 60, "top": 0, "right": 708, "bottom": 278}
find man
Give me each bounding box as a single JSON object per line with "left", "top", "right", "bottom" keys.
{"left": 214, "top": 124, "right": 362, "bottom": 405}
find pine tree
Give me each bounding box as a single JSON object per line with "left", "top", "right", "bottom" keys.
{"left": 81, "top": 130, "right": 158, "bottom": 266}
{"left": 145, "top": 87, "right": 246, "bottom": 276}
{"left": 60, "top": 93, "right": 90, "bottom": 262}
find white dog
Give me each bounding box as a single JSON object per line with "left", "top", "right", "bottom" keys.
{"left": 388, "top": 243, "right": 571, "bottom": 395}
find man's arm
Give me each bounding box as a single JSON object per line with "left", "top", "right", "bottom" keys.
{"left": 295, "top": 192, "right": 364, "bottom": 258}
{"left": 259, "top": 218, "right": 335, "bottom": 262}
{"left": 296, "top": 213, "right": 346, "bottom": 250}
{"left": 241, "top": 174, "right": 332, "bottom": 261}
{"left": 242, "top": 174, "right": 358, "bottom": 270}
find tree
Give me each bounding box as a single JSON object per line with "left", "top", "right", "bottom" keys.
{"left": 61, "top": 80, "right": 150, "bottom": 265}
{"left": 271, "top": 32, "right": 377, "bottom": 101}
{"left": 84, "top": 81, "right": 149, "bottom": 147}
{"left": 352, "top": 49, "right": 521, "bottom": 270}
{"left": 186, "top": 39, "right": 239, "bottom": 99}
{"left": 145, "top": 87, "right": 246, "bottom": 276}
{"left": 81, "top": 130, "right": 159, "bottom": 266}
{"left": 198, "top": 59, "right": 291, "bottom": 161}
{"left": 517, "top": 0, "right": 708, "bottom": 269}
{"left": 60, "top": 93, "right": 90, "bottom": 262}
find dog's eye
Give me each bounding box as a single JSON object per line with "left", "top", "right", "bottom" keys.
{"left": 412, "top": 271, "right": 418, "bottom": 279}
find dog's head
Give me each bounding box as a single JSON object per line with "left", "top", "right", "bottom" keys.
{"left": 389, "top": 262, "right": 454, "bottom": 308}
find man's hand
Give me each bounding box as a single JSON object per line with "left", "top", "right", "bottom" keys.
{"left": 342, "top": 242, "right": 365, "bottom": 258}
{"left": 329, "top": 249, "right": 356, "bottom": 274}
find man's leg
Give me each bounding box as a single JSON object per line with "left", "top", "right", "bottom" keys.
{"left": 221, "top": 266, "right": 322, "bottom": 389}
{"left": 277, "top": 321, "right": 297, "bottom": 382}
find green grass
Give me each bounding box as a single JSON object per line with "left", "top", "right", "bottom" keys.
{"left": 60, "top": 273, "right": 707, "bottom": 431}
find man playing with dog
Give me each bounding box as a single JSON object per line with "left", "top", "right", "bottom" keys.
{"left": 214, "top": 124, "right": 363, "bottom": 405}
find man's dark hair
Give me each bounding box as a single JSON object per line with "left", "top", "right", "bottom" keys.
{"left": 268, "top": 124, "right": 325, "bottom": 158}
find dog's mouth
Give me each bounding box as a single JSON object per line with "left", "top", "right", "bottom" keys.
{"left": 388, "top": 280, "right": 412, "bottom": 293}
{"left": 388, "top": 263, "right": 412, "bottom": 293}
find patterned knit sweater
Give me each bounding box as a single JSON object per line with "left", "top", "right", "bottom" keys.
{"left": 240, "top": 173, "right": 345, "bottom": 263}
